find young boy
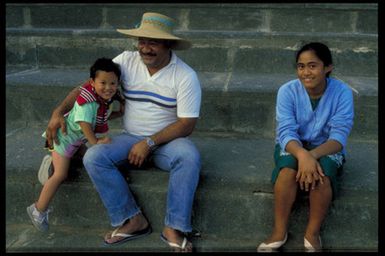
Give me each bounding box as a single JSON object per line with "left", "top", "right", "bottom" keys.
{"left": 27, "top": 58, "right": 124, "bottom": 232}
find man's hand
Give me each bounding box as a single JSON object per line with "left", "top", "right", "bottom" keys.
{"left": 45, "top": 85, "right": 83, "bottom": 148}
{"left": 126, "top": 117, "right": 197, "bottom": 167}
{"left": 45, "top": 110, "right": 67, "bottom": 148}
{"left": 128, "top": 140, "right": 151, "bottom": 167}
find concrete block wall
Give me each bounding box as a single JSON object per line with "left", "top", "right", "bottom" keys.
{"left": 6, "top": 3, "right": 378, "bottom": 77}
{"left": 5, "top": 3, "right": 379, "bottom": 252}
{"left": 5, "top": 3, "right": 379, "bottom": 140}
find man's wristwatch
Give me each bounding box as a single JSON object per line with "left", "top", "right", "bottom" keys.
{"left": 145, "top": 137, "right": 156, "bottom": 150}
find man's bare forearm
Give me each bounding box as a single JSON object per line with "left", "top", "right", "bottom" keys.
{"left": 150, "top": 118, "right": 197, "bottom": 146}
{"left": 53, "top": 86, "right": 81, "bottom": 116}
{"left": 127, "top": 117, "right": 197, "bottom": 167}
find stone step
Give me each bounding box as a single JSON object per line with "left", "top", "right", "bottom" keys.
{"left": 6, "top": 29, "right": 378, "bottom": 77}
{"left": 5, "top": 126, "right": 378, "bottom": 251}
{"left": 5, "top": 4, "right": 379, "bottom": 250}
{"left": 7, "top": 156, "right": 378, "bottom": 225}
{"left": 5, "top": 193, "right": 378, "bottom": 252}
{"left": 5, "top": 127, "right": 378, "bottom": 192}
{"left": 6, "top": 69, "right": 378, "bottom": 140}
{"left": 6, "top": 171, "right": 378, "bottom": 245}
{"left": 6, "top": 3, "right": 378, "bottom": 77}
{"left": 11, "top": 223, "right": 368, "bottom": 253}
{"left": 6, "top": 3, "right": 377, "bottom": 33}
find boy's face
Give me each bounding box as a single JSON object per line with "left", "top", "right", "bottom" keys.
{"left": 91, "top": 71, "right": 119, "bottom": 101}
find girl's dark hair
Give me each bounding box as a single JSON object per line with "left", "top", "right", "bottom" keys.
{"left": 90, "top": 57, "right": 121, "bottom": 80}
{"left": 296, "top": 42, "right": 333, "bottom": 77}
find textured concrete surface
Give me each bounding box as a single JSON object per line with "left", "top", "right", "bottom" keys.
{"left": 5, "top": 3, "right": 378, "bottom": 252}
{"left": 6, "top": 3, "right": 378, "bottom": 76}
{"left": 6, "top": 68, "right": 378, "bottom": 141}
{"left": 5, "top": 126, "right": 378, "bottom": 252}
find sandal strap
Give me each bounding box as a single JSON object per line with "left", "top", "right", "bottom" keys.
{"left": 163, "top": 236, "right": 188, "bottom": 249}
{"left": 180, "top": 237, "right": 187, "bottom": 249}
{"left": 111, "top": 228, "right": 132, "bottom": 238}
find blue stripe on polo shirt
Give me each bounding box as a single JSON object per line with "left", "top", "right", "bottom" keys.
{"left": 126, "top": 97, "right": 176, "bottom": 108}
{"left": 123, "top": 90, "right": 177, "bottom": 108}
{"left": 126, "top": 90, "right": 176, "bottom": 102}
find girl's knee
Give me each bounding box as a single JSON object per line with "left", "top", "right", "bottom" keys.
{"left": 278, "top": 167, "right": 297, "bottom": 181}
{"left": 318, "top": 176, "right": 332, "bottom": 190}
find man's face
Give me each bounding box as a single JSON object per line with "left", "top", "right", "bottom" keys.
{"left": 137, "top": 37, "right": 172, "bottom": 71}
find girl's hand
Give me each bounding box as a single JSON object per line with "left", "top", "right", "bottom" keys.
{"left": 296, "top": 152, "right": 324, "bottom": 191}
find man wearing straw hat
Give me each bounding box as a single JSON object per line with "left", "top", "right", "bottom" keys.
{"left": 43, "top": 12, "right": 201, "bottom": 251}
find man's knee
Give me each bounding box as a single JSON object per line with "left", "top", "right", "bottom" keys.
{"left": 83, "top": 144, "right": 105, "bottom": 170}
{"left": 170, "top": 139, "right": 201, "bottom": 166}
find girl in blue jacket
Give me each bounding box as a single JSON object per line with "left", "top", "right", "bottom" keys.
{"left": 258, "top": 42, "right": 354, "bottom": 252}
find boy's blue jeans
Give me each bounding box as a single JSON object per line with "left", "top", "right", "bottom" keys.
{"left": 83, "top": 132, "right": 201, "bottom": 233}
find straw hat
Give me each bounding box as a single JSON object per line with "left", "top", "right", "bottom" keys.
{"left": 117, "top": 12, "right": 191, "bottom": 50}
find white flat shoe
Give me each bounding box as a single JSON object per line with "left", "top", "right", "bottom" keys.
{"left": 257, "top": 233, "right": 288, "bottom": 252}
{"left": 304, "top": 236, "right": 322, "bottom": 252}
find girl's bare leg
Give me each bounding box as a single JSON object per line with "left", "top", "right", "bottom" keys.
{"left": 305, "top": 177, "right": 332, "bottom": 249}
{"left": 263, "top": 167, "right": 298, "bottom": 243}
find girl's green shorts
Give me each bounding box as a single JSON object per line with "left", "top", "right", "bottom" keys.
{"left": 271, "top": 143, "right": 345, "bottom": 199}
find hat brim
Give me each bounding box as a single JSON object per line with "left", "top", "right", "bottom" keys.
{"left": 117, "top": 28, "right": 191, "bottom": 50}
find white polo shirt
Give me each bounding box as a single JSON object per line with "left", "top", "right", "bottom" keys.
{"left": 113, "top": 51, "right": 201, "bottom": 136}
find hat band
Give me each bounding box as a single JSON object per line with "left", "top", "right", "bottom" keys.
{"left": 142, "top": 16, "right": 175, "bottom": 33}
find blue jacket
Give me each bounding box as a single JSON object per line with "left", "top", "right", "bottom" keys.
{"left": 275, "top": 78, "right": 354, "bottom": 154}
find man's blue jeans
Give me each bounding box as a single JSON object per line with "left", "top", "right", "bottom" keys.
{"left": 83, "top": 132, "right": 201, "bottom": 233}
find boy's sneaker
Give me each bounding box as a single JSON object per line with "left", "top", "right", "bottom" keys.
{"left": 38, "top": 155, "right": 53, "bottom": 185}
{"left": 26, "top": 203, "right": 51, "bottom": 232}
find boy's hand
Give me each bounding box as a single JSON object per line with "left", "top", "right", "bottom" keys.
{"left": 119, "top": 101, "right": 125, "bottom": 115}
{"left": 97, "top": 136, "right": 112, "bottom": 144}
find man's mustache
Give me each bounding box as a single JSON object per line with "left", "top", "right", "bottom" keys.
{"left": 140, "top": 52, "right": 156, "bottom": 57}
